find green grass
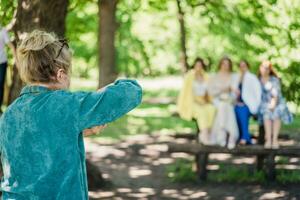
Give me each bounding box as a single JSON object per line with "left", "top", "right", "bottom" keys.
{"left": 89, "top": 102, "right": 196, "bottom": 140}
{"left": 166, "top": 158, "right": 300, "bottom": 183}
{"left": 277, "top": 169, "right": 300, "bottom": 183}
{"left": 142, "top": 89, "right": 179, "bottom": 99}
{"left": 166, "top": 158, "right": 197, "bottom": 183}
{"left": 282, "top": 114, "right": 300, "bottom": 134}
{"left": 70, "top": 77, "right": 97, "bottom": 92}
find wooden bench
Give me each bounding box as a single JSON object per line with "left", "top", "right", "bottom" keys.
{"left": 168, "top": 119, "right": 299, "bottom": 181}
{"left": 168, "top": 143, "right": 300, "bottom": 181}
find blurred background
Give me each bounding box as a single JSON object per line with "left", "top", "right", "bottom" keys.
{"left": 1, "top": 0, "right": 300, "bottom": 199}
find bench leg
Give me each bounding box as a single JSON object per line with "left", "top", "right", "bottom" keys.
{"left": 256, "top": 155, "right": 265, "bottom": 171}
{"left": 196, "top": 153, "right": 208, "bottom": 181}
{"left": 265, "top": 154, "right": 276, "bottom": 181}
{"left": 258, "top": 125, "right": 265, "bottom": 145}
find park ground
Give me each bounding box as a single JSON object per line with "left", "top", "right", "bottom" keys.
{"left": 72, "top": 76, "right": 300, "bottom": 200}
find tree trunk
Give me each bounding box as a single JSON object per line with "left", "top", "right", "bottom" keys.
{"left": 98, "top": 0, "right": 118, "bottom": 88}
{"left": 176, "top": 0, "right": 189, "bottom": 73}
{"left": 8, "top": 0, "right": 69, "bottom": 104}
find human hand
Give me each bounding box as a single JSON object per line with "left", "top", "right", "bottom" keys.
{"left": 83, "top": 124, "right": 107, "bottom": 136}
{"left": 268, "top": 103, "right": 275, "bottom": 111}
{"left": 268, "top": 98, "right": 277, "bottom": 111}
{"left": 222, "top": 87, "right": 231, "bottom": 93}
{"left": 234, "top": 89, "right": 241, "bottom": 97}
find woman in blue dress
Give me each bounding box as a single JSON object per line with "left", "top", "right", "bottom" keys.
{"left": 258, "top": 61, "right": 293, "bottom": 149}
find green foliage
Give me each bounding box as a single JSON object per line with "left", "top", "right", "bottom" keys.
{"left": 167, "top": 158, "right": 197, "bottom": 183}
{"left": 116, "top": 0, "right": 151, "bottom": 76}
{"left": 66, "top": 1, "right": 98, "bottom": 78}
{"left": 280, "top": 62, "right": 300, "bottom": 105}
{"left": 185, "top": 0, "right": 300, "bottom": 103}
{"left": 282, "top": 114, "right": 300, "bottom": 137}
{"left": 0, "top": 0, "right": 17, "bottom": 26}
{"left": 2, "top": 0, "right": 300, "bottom": 104}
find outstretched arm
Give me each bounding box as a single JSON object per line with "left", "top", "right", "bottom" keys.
{"left": 75, "top": 79, "right": 142, "bottom": 132}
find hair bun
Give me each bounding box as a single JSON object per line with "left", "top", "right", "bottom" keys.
{"left": 18, "top": 30, "right": 57, "bottom": 54}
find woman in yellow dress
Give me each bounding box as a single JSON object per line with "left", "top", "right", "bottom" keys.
{"left": 177, "top": 57, "right": 216, "bottom": 145}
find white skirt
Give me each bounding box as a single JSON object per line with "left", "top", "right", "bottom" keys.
{"left": 210, "top": 100, "right": 239, "bottom": 148}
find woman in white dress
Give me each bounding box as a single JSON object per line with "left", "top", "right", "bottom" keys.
{"left": 208, "top": 57, "right": 239, "bottom": 149}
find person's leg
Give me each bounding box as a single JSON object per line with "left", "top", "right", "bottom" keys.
{"left": 219, "top": 102, "right": 230, "bottom": 147}
{"left": 196, "top": 104, "right": 215, "bottom": 145}
{"left": 226, "top": 103, "right": 239, "bottom": 149}
{"left": 234, "top": 105, "right": 243, "bottom": 142}
{"left": 272, "top": 118, "right": 281, "bottom": 148}
{"left": 199, "top": 128, "right": 210, "bottom": 145}
{"left": 264, "top": 119, "right": 272, "bottom": 148}
{"left": 239, "top": 105, "right": 251, "bottom": 144}
{"left": 0, "top": 62, "right": 7, "bottom": 111}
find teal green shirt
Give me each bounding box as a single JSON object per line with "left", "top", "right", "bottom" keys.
{"left": 0, "top": 79, "right": 142, "bottom": 200}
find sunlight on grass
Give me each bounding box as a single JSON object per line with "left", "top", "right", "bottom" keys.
{"left": 70, "top": 77, "right": 97, "bottom": 91}
{"left": 71, "top": 78, "right": 300, "bottom": 141}
{"left": 87, "top": 100, "right": 196, "bottom": 140}
{"left": 90, "top": 107, "right": 196, "bottom": 140}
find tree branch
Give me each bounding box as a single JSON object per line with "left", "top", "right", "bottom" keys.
{"left": 189, "top": 0, "right": 211, "bottom": 7}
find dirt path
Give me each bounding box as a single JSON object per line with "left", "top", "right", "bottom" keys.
{"left": 85, "top": 134, "right": 300, "bottom": 200}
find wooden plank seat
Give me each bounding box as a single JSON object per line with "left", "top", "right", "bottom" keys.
{"left": 167, "top": 143, "right": 300, "bottom": 181}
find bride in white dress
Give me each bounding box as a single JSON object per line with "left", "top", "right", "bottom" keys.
{"left": 208, "top": 57, "right": 239, "bottom": 149}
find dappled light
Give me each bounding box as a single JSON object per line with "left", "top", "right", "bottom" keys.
{"left": 258, "top": 191, "right": 286, "bottom": 200}
{"left": 1, "top": 0, "right": 300, "bottom": 199}
{"left": 85, "top": 130, "right": 300, "bottom": 199}
{"left": 129, "top": 167, "right": 152, "bottom": 179}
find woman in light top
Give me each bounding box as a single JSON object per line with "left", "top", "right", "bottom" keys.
{"left": 0, "top": 25, "right": 17, "bottom": 113}
{"left": 177, "top": 57, "right": 216, "bottom": 145}
{"left": 234, "top": 60, "right": 261, "bottom": 145}
{"left": 208, "top": 57, "right": 239, "bottom": 149}
{"left": 258, "top": 61, "right": 293, "bottom": 148}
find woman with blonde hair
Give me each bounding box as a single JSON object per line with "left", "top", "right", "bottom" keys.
{"left": 0, "top": 30, "right": 142, "bottom": 199}
{"left": 177, "top": 57, "right": 216, "bottom": 145}
{"left": 258, "top": 60, "right": 293, "bottom": 148}
{"left": 208, "top": 57, "right": 239, "bottom": 149}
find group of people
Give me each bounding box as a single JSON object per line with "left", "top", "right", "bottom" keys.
{"left": 177, "top": 57, "right": 293, "bottom": 149}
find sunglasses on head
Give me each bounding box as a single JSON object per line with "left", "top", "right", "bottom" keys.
{"left": 55, "top": 39, "right": 69, "bottom": 59}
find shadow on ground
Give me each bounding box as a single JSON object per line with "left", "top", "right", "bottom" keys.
{"left": 85, "top": 134, "right": 300, "bottom": 200}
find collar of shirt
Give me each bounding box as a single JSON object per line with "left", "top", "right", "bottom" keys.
{"left": 20, "top": 85, "right": 51, "bottom": 96}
